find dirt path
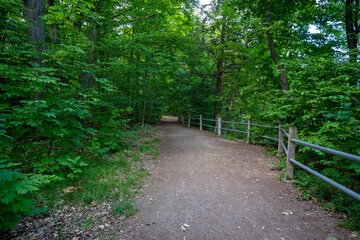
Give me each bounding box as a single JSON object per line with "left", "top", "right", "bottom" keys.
{"left": 116, "top": 117, "right": 353, "bottom": 240}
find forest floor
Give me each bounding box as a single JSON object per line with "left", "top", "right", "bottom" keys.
{"left": 115, "top": 116, "right": 358, "bottom": 240}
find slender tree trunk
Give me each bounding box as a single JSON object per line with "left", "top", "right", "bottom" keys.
{"left": 141, "top": 70, "right": 148, "bottom": 126}
{"left": 147, "top": 75, "right": 157, "bottom": 123}
{"left": 141, "top": 9, "right": 156, "bottom": 126}
{"left": 265, "top": 3, "right": 289, "bottom": 91}
{"left": 81, "top": 0, "right": 104, "bottom": 87}
{"left": 224, "top": 79, "right": 238, "bottom": 130}
{"left": 263, "top": 83, "right": 268, "bottom": 113}
{"left": 47, "top": 0, "right": 58, "bottom": 40}
{"left": 215, "top": 15, "right": 226, "bottom": 117}
{"left": 148, "top": 84, "right": 157, "bottom": 124}
{"left": 134, "top": 25, "right": 141, "bottom": 122}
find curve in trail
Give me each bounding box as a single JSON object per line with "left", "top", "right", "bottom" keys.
{"left": 116, "top": 116, "right": 352, "bottom": 240}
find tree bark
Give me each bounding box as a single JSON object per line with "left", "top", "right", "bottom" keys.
{"left": 23, "top": 0, "right": 45, "bottom": 66}
{"left": 265, "top": 3, "right": 289, "bottom": 91}
{"left": 345, "top": 0, "right": 359, "bottom": 63}
{"left": 23, "top": 0, "right": 45, "bottom": 140}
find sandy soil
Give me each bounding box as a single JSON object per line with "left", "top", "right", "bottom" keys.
{"left": 115, "top": 116, "right": 355, "bottom": 240}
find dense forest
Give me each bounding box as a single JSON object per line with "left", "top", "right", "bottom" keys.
{"left": 1, "top": 0, "right": 359, "bottom": 232}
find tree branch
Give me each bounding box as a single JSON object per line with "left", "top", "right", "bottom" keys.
{"left": 135, "top": 13, "right": 157, "bottom": 21}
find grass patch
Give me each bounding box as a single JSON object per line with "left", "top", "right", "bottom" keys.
{"left": 37, "top": 127, "right": 159, "bottom": 216}
{"left": 138, "top": 137, "right": 160, "bottom": 158}
{"left": 112, "top": 198, "right": 138, "bottom": 217}
{"left": 221, "top": 132, "right": 239, "bottom": 141}
{"left": 338, "top": 219, "right": 360, "bottom": 230}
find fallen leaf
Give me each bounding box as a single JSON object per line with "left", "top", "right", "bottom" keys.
{"left": 282, "top": 210, "right": 293, "bottom": 215}
{"left": 62, "top": 186, "right": 84, "bottom": 194}
{"left": 181, "top": 223, "right": 190, "bottom": 231}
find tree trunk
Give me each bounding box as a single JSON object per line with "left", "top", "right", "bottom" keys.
{"left": 345, "top": 0, "right": 359, "bottom": 63}
{"left": 23, "top": 0, "right": 45, "bottom": 140}
{"left": 215, "top": 15, "right": 226, "bottom": 116}
{"left": 141, "top": 8, "right": 156, "bottom": 126}
{"left": 147, "top": 84, "right": 157, "bottom": 124}
{"left": 265, "top": 3, "right": 289, "bottom": 91}
{"left": 47, "top": 0, "right": 58, "bottom": 40}
{"left": 263, "top": 83, "right": 268, "bottom": 113}
{"left": 224, "top": 79, "right": 238, "bottom": 130}
{"left": 141, "top": 70, "right": 148, "bottom": 126}
{"left": 345, "top": 0, "right": 360, "bottom": 110}
{"left": 23, "top": 0, "right": 45, "bottom": 67}
{"left": 82, "top": 1, "right": 104, "bottom": 87}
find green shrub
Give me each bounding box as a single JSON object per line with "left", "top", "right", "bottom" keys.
{"left": 32, "top": 155, "right": 88, "bottom": 180}
{"left": 0, "top": 160, "right": 50, "bottom": 231}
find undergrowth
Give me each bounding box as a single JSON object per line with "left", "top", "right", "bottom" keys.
{"left": 271, "top": 152, "right": 360, "bottom": 231}
{"left": 39, "top": 129, "right": 159, "bottom": 213}
{"left": 218, "top": 125, "right": 360, "bottom": 232}
{"left": 292, "top": 172, "right": 360, "bottom": 231}
{"left": 1, "top": 124, "right": 159, "bottom": 233}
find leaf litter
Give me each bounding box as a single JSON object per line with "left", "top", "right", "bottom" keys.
{"left": 7, "top": 201, "right": 123, "bottom": 239}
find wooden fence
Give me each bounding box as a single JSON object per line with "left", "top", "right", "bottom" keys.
{"left": 180, "top": 115, "right": 360, "bottom": 201}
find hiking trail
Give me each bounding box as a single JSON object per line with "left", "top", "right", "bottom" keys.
{"left": 116, "top": 116, "right": 353, "bottom": 240}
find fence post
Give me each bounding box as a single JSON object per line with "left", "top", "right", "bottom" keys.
{"left": 286, "top": 126, "right": 297, "bottom": 180}
{"left": 246, "top": 117, "right": 252, "bottom": 143}
{"left": 217, "top": 117, "right": 221, "bottom": 135}
{"left": 188, "top": 115, "right": 190, "bottom": 127}
{"left": 277, "top": 121, "right": 284, "bottom": 156}
{"left": 200, "top": 115, "right": 203, "bottom": 131}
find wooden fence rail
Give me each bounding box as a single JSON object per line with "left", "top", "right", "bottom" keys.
{"left": 180, "top": 115, "right": 360, "bottom": 201}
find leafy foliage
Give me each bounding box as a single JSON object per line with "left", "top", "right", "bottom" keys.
{"left": 0, "top": 160, "right": 50, "bottom": 231}
{"left": 0, "top": 0, "right": 195, "bottom": 231}
{"left": 1, "top": 0, "right": 359, "bottom": 231}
